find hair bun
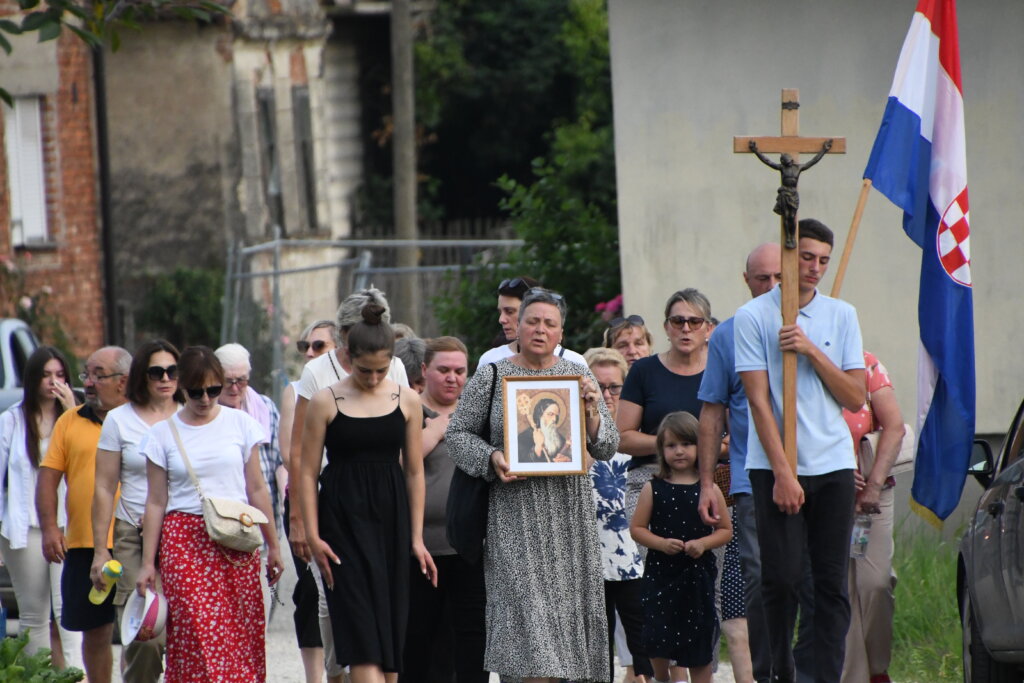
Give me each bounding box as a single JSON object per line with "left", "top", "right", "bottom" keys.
{"left": 361, "top": 303, "right": 386, "bottom": 325}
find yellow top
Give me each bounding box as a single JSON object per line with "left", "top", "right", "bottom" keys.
{"left": 40, "top": 405, "right": 117, "bottom": 549}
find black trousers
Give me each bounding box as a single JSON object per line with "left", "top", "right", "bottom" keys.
{"left": 283, "top": 495, "right": 322, "bottom": 648}
{"left": 403, "top": 553, "right": 488, "bottom": 683}
{"left": 604, "top": 578, "right": 653, "bottom": 676}
{"left": 750, "top": 468, "right": 855, "bottom": 683}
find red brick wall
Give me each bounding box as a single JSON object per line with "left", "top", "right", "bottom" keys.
{"left": 0, "top": 29, "right": 106, "bottom": 358}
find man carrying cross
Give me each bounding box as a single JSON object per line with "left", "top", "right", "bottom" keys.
{"left": 734, "top": 219, "right": 866, "bottom": 683}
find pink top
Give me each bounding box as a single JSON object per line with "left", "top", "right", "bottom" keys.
{"left": 842, "top": 351, "right": 893, "bottom": 447}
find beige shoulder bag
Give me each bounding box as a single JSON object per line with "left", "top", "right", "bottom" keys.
{"left": 168, "top": 418, "right": 268, "bottom": 554}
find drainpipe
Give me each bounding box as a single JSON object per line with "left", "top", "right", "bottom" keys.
{"left": 92, "top": 46, "right": 118, "bottom": 345}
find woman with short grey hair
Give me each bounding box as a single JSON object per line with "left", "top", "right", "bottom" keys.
{"left": 447, "top": 287, "right": 619, "bottom": 682}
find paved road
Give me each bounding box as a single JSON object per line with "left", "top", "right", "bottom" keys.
{"left": 55, "top": 549, "right": 735, "bottom": 682}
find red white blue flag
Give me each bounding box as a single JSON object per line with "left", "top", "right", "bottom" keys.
{"left": 863, "top": 0, "right": 974, "bottom": 524}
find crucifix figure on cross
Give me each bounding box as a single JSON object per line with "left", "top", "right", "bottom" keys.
{"left": 749, "top": 138, "right": 833, "bottom": 248}
{"left": 733, "top": 88, "right": 845, "bottom": 473}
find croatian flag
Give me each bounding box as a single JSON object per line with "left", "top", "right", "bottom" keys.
{"left": 863, "top": 0, "right": 974, "bottom": 524}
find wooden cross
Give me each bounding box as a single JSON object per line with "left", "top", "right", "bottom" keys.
{"left": 733, "top": 88, "right": 846, "bottom": 474}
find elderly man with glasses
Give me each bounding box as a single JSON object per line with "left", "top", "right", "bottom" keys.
{"left": 36, "top": 346, "right": 131, "bottom": 683}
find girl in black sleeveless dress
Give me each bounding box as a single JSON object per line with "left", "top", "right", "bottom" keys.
{"left": 629, "top": 412, "right": 732, "bottom": 683}
{"left": 296, "top": 303, "right": 436, "bottom": 681}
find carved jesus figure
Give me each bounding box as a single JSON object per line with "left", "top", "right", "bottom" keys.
{"left": 749, "top": 139, "right": 833, "bottom": 248}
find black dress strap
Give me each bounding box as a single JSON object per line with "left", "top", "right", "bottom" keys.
{"left": 328, "top": 386, "right": 343, "bottom": 413}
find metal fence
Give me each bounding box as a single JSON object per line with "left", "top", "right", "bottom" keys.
{"left": 221, "top": 227, "right": 522, "bottom": 402}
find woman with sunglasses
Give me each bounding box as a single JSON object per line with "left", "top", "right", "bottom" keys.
{"left": 618, "top": 289, "right": 713, "bottom": 527}
{"left": 136, "top": 346, "right": 284, "bottom": 682}
{"left": 603, "top": 315, "right": 654, "bottom": 368}
{"left": 90, "top": 339, "right": 182, "bottom": 681}
{"left": 0, "top": 346, "right": 82, "bottom": 667}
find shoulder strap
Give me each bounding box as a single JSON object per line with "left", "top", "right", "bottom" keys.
{"left": 481, "top": 363, "right": 497, "bottom": 443}
{"left": 168, "top": 418, "right": 205, "bottom": 501}
{"left": 557, "top": 346, "right": 565, "bottom": 358}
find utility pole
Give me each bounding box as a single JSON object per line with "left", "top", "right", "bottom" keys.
{"left": 391, "top": 0, "right": 419, "bottom": 330}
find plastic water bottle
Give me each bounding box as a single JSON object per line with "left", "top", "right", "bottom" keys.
{"left": 88, "top": 560, "right": 123, "bottom": 605}
{"left": 850, "top": 514, "right": 872, "bottom": 558}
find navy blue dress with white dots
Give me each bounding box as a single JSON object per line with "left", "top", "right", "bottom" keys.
{"left": 640, "top": 477, "right": 719, "bottom": 666}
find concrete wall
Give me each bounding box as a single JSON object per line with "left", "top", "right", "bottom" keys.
{"left": 105, "top": 22, "right": 237, "bottom": 340}
{"left": 609, "top": 0, "right": 1024, "bottom": 434}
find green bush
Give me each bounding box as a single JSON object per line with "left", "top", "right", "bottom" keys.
{"left": 0, "top": 631, "right": 84, "bottom": 681}
{"left": 135, "top": 267, "right": 223, "bottom": 350}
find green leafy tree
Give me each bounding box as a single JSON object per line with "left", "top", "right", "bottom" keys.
{"left": 434, "top": 0, "right": 619, "bottom": 361}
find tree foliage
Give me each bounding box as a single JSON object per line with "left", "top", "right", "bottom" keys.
{"left": 135, "top": 267, "right": 223, "bottom": 350}
{"left": 433, "top": 0, "right": 619, "bottom": 362}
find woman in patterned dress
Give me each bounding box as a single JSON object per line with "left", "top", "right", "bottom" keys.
{"left": 136, "top": 346, "right": 284, "bottom": 682}
{"left": 447, "top": 287, "right": 619, "bottom": 682}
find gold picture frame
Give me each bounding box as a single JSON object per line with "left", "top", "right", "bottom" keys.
{"left": 502, "top": 375, "right": 587, "bottom": 476}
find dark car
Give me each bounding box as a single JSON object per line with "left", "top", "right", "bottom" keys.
{"left": 958, "top": 398, "right": 1024, "bottom": 682}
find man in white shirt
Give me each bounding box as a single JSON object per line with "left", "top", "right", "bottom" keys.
{"left": 477, "top": 276, "right": 587, "bottom": 369}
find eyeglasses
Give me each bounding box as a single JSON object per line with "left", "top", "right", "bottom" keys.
{"left": 609, "top": 314, "right": 645, "bottom": 328}
{"left": 146, "top": 365, "right": 178, "bottom": 381}
{"left": 78, "top": 371, "right": 124, "bottom": 382}
{"left": 185, "top": 385, "right": 223, "bottom": 400}
{"left": 598, "top": 383, "right": 623, "bottom": 396}
{"left": 296, "top": 340, "right": 328, "bottom": 354}
{"left": 666, "top": 315, "right": 707, "bottom": 330}
{"left": 524, "top": 287, "right": 563, "bottom": 302}
{"left": 224, "top": 377, "right": 249, "bottom": 388}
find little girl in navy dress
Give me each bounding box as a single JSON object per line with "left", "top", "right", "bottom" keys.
{"left": 630, "top": 411, "right": 732, "bottom": 683}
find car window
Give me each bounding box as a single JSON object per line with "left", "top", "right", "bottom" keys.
{"left": 1002, "top": 418, "right": 1024, "bottom": 472}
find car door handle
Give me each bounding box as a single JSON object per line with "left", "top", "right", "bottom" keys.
{"left": 1016, "top": 486, "right": 1024, "bottom": 502}
{"left": 988, "top": 501, "right": 1005, "bottom": 517}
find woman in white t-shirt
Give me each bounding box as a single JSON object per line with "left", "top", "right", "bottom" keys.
{"left": 136, "top": 346, "right": 284, "bottom": 682}
{"left": 90, "top": 339, "right": 182, "bottom": 680}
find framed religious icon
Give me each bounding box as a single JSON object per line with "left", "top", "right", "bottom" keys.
{"left": 502, "top": 375, "right": 587, "bottom": 476}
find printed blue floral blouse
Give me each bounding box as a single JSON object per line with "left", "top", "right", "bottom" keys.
{"left": 590, "top": 452, "right": 645, "bottom": 581}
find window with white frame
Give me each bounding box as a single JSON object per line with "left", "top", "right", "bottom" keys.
{"left": 4, "top": 96, "right": 49, "bottom": 246}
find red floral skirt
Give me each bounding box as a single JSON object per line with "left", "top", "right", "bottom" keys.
{"left": 159, "top": 512, "right": 265, "bottom": 682}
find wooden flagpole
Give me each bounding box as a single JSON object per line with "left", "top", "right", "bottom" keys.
{"left": 831, "top": 178, "right": 873, "bottom": 298}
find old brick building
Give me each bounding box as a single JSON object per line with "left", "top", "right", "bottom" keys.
{"left": 0, "top": 21, "right": 106, "bottom": 356}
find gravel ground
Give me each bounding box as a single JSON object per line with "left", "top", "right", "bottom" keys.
{"left": 62, "top": 549, "right": 734, "bottom": 682}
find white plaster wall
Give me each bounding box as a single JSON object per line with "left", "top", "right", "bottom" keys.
{"left": 609, "top": 0, "right": 1024, "bottom": 433}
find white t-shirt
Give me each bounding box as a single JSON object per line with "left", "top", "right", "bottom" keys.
{"left": 98, "top": 403, "right": 177, "bottom": 525}
{"left": 477, "top": 342, "right": 588, "bottom": 370}
{"left": 296, "top": 350, "right": 409, "bottom": 400}
{"left": 141, "top": 408, "right": 268, "bottom": 515}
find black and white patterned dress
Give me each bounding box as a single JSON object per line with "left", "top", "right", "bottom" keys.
{"left": 446, "top": 358, "right": 619, "bottom": 682}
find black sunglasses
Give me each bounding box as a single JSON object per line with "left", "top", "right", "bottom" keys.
{"left": 185, "top": 385, "right": 223, "bottom": 400}
{"left": 146, "top": 365, "right": 178, "bottom": 381}
{"left": 667, "top": 315, "right": 707, "bottom": 330}
{"left": 609, "top": 315, "right": 645, "bottom": 328}
{"left": 498, "top": 277, "right": 526, "bottom": 294}
{"left": 296, "top": 340, "right": 328, "bottom": 354}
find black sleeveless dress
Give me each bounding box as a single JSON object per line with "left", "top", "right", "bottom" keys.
{"left": 641, "top": 477, "right": 718, "bottom": 666}
{"left": 318, "top": 393, "right": 410, "bottom": 672}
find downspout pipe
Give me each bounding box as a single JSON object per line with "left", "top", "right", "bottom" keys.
{"left": 92, "top": 45, "right": 118, "bottom": 345}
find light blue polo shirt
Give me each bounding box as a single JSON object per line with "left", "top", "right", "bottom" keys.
{"left": 697, "top": 316, "right": 753, "bottom": 495}
{"left": 734, "top": 287, "right": 864, "bottom": 476}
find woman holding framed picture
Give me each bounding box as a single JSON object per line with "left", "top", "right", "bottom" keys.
{"left": 447, "top": 287, "right": 619, "bottom": 682}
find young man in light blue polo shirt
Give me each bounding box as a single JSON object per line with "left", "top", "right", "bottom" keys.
{"left": 734, "top": 219, "right": 866, "bottom": 683}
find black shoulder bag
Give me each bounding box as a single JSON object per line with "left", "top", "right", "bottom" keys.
{"left": 445, "top": 362, "right": 497, "bottom": 564}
